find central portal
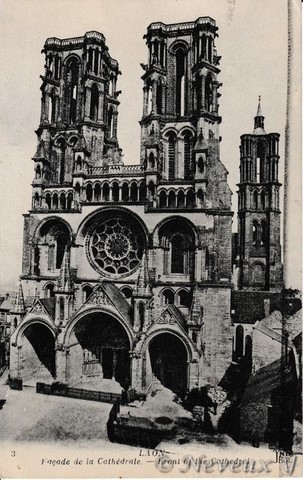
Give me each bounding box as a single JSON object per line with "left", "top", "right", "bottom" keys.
{"left": 72, "top": 312, "right": 130, "bottom": 389}
{"left": 149, "top": 333, "right": 187, "bottom": 397}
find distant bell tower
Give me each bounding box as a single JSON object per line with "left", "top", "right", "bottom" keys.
{"left": 237, "top": 98, "right": 283, "bottom": 291}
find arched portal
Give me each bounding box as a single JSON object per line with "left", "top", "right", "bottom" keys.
{"left": 148, "top": 333, "right": 187, "bottom": 396}
{"left": 68, "top": 311, "right": 131, "bottom": 389}
{"left": 21, "top": 323, "right": 55, "bottom": 382}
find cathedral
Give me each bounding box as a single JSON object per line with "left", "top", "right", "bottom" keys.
{"left": 9, "top": 18, "right": 283, "bottom": 397}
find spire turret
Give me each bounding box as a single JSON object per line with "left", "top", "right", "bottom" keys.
{"left": 57, "top": 247, "right": 72, "bottom": 292}
{"left": 11, "top": 282, "right": 26, "bottom": 314}
{"left": 134, "top": 251, "right": 152, "bottom": 297}
{"left": 253, "top": 96, "right": 266, "bottom": 134}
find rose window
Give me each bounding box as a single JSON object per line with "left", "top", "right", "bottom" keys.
{"left": 87, "top": 215, "right": 145, "bottom": 276}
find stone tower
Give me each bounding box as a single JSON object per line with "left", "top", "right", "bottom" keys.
{"left": 32, "top": 31, "right": 122, "bottom": 213}
{"left": 237, "top": 98, "right": 283, "bottom": 291}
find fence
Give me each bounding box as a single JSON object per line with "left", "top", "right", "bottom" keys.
{"left": 36, "top": 382, "right": 122, "bottom": 404}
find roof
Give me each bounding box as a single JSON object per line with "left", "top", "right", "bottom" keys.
{"left": 40, "top": 298, "right": 55, "bottom": 320}
{"left": 167, "top": 305, "right": 186, "bottom": 327}
{"left": 240, "top": 357, "right": 297, "bottom": 407}
{"left": 231, "top": 291, "right": 282, "bottom": 324}
{"left": 102, "top": 281, "right": 133, "bottom": 325}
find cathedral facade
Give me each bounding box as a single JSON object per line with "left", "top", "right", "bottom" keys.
{"left": 9, "top": 18, "right": 282, "bottom": 396}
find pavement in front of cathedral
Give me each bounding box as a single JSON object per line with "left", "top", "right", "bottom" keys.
{"left": 0, "top": 372, "right": 269, "bottom": 456}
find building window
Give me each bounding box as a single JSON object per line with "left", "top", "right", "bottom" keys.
{"left": 138, "top": 302, "right": 145, "bottom": 330}
{"left": 90, "top": 84, "right": 99, "bottom": 121}
{"left": 83, "top": 285, "right": 93, "bottom": 302}
{"left": 156, "top": 78, "right": 162, "bottom": 114}
{"left": 178, "top": 289, "right": 191, "bottom": 307}
{"left": 162, "top": 289, "right": 174, "bottom": 305}
{"left": 176, "top": 48, "right": 185, "bottom": 116}
{"left": 205, "top": 74, "right": 213, "bottom": 112}
{"left": 56, "top": 234, "right": 67, "bottom": 269}
{"left": 44, "top": 283, "right": 55, "bottom": 298}
{"left": 66, "top": 58, "right": 79, "bottom": 124}
{"left": 171, "top": 233, "right": 186, "bottom": 273}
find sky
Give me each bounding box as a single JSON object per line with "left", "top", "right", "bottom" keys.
{"left": 0, "top": 0, "right": 300, "bottom": 291}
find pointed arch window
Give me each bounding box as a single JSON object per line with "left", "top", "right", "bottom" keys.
{"left": 171, "top": 233, "right": 186, "bottom": 273}
{"left": 44, "top": 283, "right": 55, "bottom": 298}
{"left": 130, "top": 182, "right": 138, "bottom": 202}
{"left": 178, "top": 289, "right": 191, "bottom": 307}
{"left": 205, "top": 74, "right": 213, "bottom": 112}
{"left": 46, "top": 193, "right": 51, "bottom": 210}
{"left": 156, "top": 78, "right": 162, "bottom": 114}
{"left": 59, "top": 298, "right": 65, "bottom": 323}
{"left": 66, "top": 58, "right": 79, "bottom": 124}
{"left": 149, "top": 152, "right": 155, "bottom": 169}
{"left": 94, "top": 183, "right": 101, "bottom": 202}
{"left": 177, "top": 190, "right": 185, "bottom": 208}
{"left": 162, "top": 289, "right": 174, "bottom": 305}
{"left": 159, "top": 191, "right": 167, "bottom": 208}
{"left": 90, "top": 84, "right": 99, "bottom": 121}
{"left": 67, "top": 192, "right": 73, "bottom": 209}
{"left": 82, "top": 285, "right": 93, "bottom": 302}
{"left": 102, "top": 183, "right": 109, "bottom": 201}
{"left": 168, "top": 191, "right": 176, "bottom": 208}
{"left": 202, "top": 35, "right": 207, "bottom": 60}
{"left": 86, "top": 184, "right": 93, "bottom": 202}
{"left": 138, "top": 302, "right": 145, "bottom": 330}
{"left": 175, "top": 48, "right": 186, "bottom": 116}
{"left": 108, "top": 106, "right": 114, "bottom": 137}
{"left": 256, "top": 142, "right": 265, "bottom": 182}
{"left": 48, "top": 89, "right": 56, "bottom": 124}
{"left": 56, "top": 234, "right": 68, "bottom": 269}
{"left": 122, "top": 183, "right": 129, "bottom": 201}
{"left": 112, "top": 182, "right": 119, "bottom": 202}
{"left": 59, "top": 192, "right": 66, "bottom": 210}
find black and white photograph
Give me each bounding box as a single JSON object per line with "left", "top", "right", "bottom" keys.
{"left": 0, "top": 0, "right": 301, "bottom": 477}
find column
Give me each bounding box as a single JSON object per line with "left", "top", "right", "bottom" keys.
{"left": 118, "top": 185, "right": 122, "bottom": 201}
{"left": 109, "top": 186, "right": 113, "bottom": 202}
{"left": 143, "top": 86, "right": 149, "bottom": 116}
{"left": 98, "top": 91, "right": 104, "bottom": 122}
{"left": 112, "top": 350, "right": 117, "bottom": 379}
{"left": 201, "top": 76, "right": 206, "bottom": 109}
{"left": 151, "top": 81, "right": 156, "bottom": 114}
{"left": 113, "top": 111, "right": 118, "bottom": 138}
{"left": 84, "top": 87, "right": 91, "bottom": 120}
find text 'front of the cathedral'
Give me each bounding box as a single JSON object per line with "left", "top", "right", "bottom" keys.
{"left": 10, "top": 18, "right": 283, "bottom": 396}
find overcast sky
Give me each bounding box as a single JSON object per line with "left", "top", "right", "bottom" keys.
{"left": 0, "top": 0, "right": 300, "bottom": 291}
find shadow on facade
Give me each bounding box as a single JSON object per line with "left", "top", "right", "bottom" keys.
{"left": 23, "top": 323, "right": 56, "bottom": 380}
{"left": 149, "top": 333, "right": 187, "bottom": 397}
{"left": 72, "top": 312, "right": 130, "bottom": 390}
